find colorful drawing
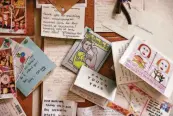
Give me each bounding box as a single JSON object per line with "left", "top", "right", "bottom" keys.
{"left": 132, "top": 44, "right": 151, "bottom": 69}
{"left": 73, "top": 38, "right": 98, "bottom": 70}
{"left": 62, "top": 27, "right": 111, "bottom": 73}
{"left": 152, "top": 59, "right": 170, "bottom": 84}
{"left": 160, "top": 102, "right": 171, "bottom": 113}
{"left": 0, "top": 0, "right": 26, "bottom": 34}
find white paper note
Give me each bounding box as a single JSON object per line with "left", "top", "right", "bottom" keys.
{"left": 112, "top": 41, "right": 142, "bottom": 85}
{"left": 43, "top": 38, "right": 84, "bottom": 102}
{"left": 0, "top": 97, "right": 26, "bottom": 116}
{"left": 41, "top": 4, "right": 85, "bottom": 39}
{"left": 94, "top": 0, "right": 115, "bottom": 32}
{"left": 42, "top": 98, "right": 77, "bottom": 116}
{"left": 77, "top": 105, "right": 123, "bottom": 116}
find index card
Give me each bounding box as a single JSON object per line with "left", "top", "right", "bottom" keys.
{"left": 41, "top": 4, "right": 85, "bottom": 39}
{"left": 42, "top": 98, "right": 77, "bottom": 116}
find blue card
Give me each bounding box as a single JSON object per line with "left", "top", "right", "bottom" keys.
{"left": 16, "top": 37, "right": 56, "bottom": 96}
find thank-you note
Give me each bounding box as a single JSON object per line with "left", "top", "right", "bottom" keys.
{"left": 42, "top": 98, "right": 77, "bottom": 116}
{"left": 16, "top": 37, "right": 56, "bottom": 97}
{"left": 41, "top": 4, "right": 85, "bottom": 39}
{"left": 62, "top": 27, "right": 111, "bottom": 73}
{"left": 120, "top": 36, "right": 173, "bottom": 98}
{"left": 74, "top": 66, "right": 117, "bottom": 101}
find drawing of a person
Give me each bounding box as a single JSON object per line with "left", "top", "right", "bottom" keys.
{"left": 152, "top": 59, "right": 170, "bottom": 85}
{"left": 73, "top": 39, "right": 98, "bottom": 70}
{"left": 133, "top": 44, "right": 151, "bottom": 69}
{"left": 2, "top": 11, "right": 11, "bottom": 29}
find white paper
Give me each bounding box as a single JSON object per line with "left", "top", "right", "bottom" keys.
{"left": 0, "top": 97, "right": 26, "bottom": 116}
{"left": 77, "top": 105, "right": 123, "bottom": 116}
{"left": 42, "top": 98, "right": 77, "bottom": 116}
{"left": 74, "top": 66, "right": 117, "bottom": 101}
{"left": 41, "top": 4, "right": 85, "bottom": 39}
{"left": 43, "top": 38, "right": 84, "bottom": 102}
{"left": 112, "top": 40, "right": 142, "bottom": 85}
{"left": 94, "top": 0, "right": 115, "bottom": 32}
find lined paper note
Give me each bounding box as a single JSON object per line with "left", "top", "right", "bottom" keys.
{"left": 112, "top": 41, "right": 142, "bottom": 85}
{"left": 94, "top": 0, "right": 115, "bottom": 32}
{"left": 41, "top": 4, "right": 85, "bottom": 39}
{"left": 42, "top": 98, "right": 77, "bottom": 116}
{"left": 43, "top": 38, "right": 84, "bottom": 102}
{"left": 77, "top": 105, "right": 123, "bottom": 116}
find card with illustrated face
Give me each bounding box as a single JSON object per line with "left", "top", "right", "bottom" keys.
{"left": 73, "top": 66, "right": 116, "bottom": 101}
{"left": 62, "top": 27, "right": 111, "bottom": 73}
{"left": 0, "top": 0, "right": 26, "bottom": 34}
{"left": 1, "top": 38, "right": 32, "bottom": 80}
{"left": 120, "top": 36, "right": 173, "bottom": 98}
{"left": 0, "top": 48, "right": 16, "bottom": 99}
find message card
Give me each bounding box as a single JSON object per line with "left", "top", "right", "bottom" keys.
{"left": 62, "top": 27, "right": 111, "bottom": 73}
{"left": 16, "top": 37, "right": 56, "bottom": 97}
{"left": 74, "top": 66, "right": 116, "bottom": 101}
{"left": 1, "top": 38, "right": 32, "bottom": 80}
{"left": 41, "top": 4, "right": 85, "bottom": 39}
{"left": 120, "top": 36, "right": 173, "bottom": 98}
{"left": 0, "top": 0, "right": 26, "bottom": 34}
{"left": 42, "top": 98, "right": 77, "bottom": 116}
{"left": 0, "top": 48, "right": 16, "bottom": 99}
{"left": 0, "top": 97, "right": 26, "bottom": 116}
{"left": 112, "top": 40, "right": 142, "bottom": 85}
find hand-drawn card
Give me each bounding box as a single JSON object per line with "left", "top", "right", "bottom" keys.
{"left": 120, "top": 36, "right": 173, "bottom": 98}
{"left": 74, "top": 66, "right": 116, "bottom": 101}
{"left": 112, "top": 40, "right": 142, "bottom": 85}
{"left": 0, "top": 0, "right": 26, "bottom": 34}
{"left": 62, "top": 27, "right": 111, "bottom": 73}
{"left": 1, "top": 38, "right": 32, "bottom": 80}
{"left": 0, "top": 97, "right": 26, "bottom": 116}
{"left": 0, "top": 48, "right": 16, "bottom": 99}
{"left": 16, "top": 37, "right": 56, "bottom": 97}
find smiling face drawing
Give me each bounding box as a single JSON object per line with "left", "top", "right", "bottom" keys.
{"left": 82, "top": 40, "right": 92, "bottom": 52}
{"left": 138, "top": 44, "right": 151, "bottom": 58}
{"left": 157, "top": 59, "right": 170, "bottom": 74}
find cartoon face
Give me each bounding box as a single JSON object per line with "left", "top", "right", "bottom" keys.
{"left": 157, "top": 59, "right": 170, "bottom": 73}
{"left": 82, "top": 41, "right": 92, "bottom": 52}
{"left": 138, "top": 44, "right": 151, "bottom": 58}
{"left": 3, "top": 14, "right": 8, "bottom": 21}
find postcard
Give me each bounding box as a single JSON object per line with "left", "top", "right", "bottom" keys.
{"left": 0, "top": 48, "right": 16, "bottom": 99}
{"left": 16, "top": 37, "right": 56, "bottom": 97}
{"left": 41, "top": 4, "right": 85, "bottom": 39}
{"left": 42, "top": 98, "right": 77, "bottom": 116}
{"left": 0, "top": 0, "right": 26, "bottom": 34}
{"left": 0, "top": 97, "right": 26, "bottom": 116}
{"left": 73, "top": 66, "right": 117, "bottom": 101}
{"left": 112, "top": 40, "right": 142, "bottom": 85}
{"left": 43, "top": 38, "right": 84, "bottom": 102}
{"left": 120, "top": 36, "right": 173, "bottom": 98}
{"left": 62, "top": 27, "right": 111, "bottom": 73}
{"left": 1, "top": 38, "right": 32, "bottom": 80}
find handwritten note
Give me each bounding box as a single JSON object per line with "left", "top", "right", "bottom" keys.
{"left": 43, "top": 38, "right": 84, "bottom": 102}
{"left": 112, "top": 41, "right": 142, "bottom": 85}
{"left": 16, "top": 37, "right": 56, "bottom": 97}
{"left": 94, "top": 0, "right": 115, "bottom": 32}
{"left": 0, "top": 97, "right": 26, "bottom": 116}
{"left": 77, "top": 105, "right": 123, "bottom": 116}
{"left": 41, "top": 4, "right": 85, "bottom": 39}
{"left": 74, "top": 66, "right": 117, "bottom": 101}
{"left": 42, "top": 98, "right": 77, "bottom": 116}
